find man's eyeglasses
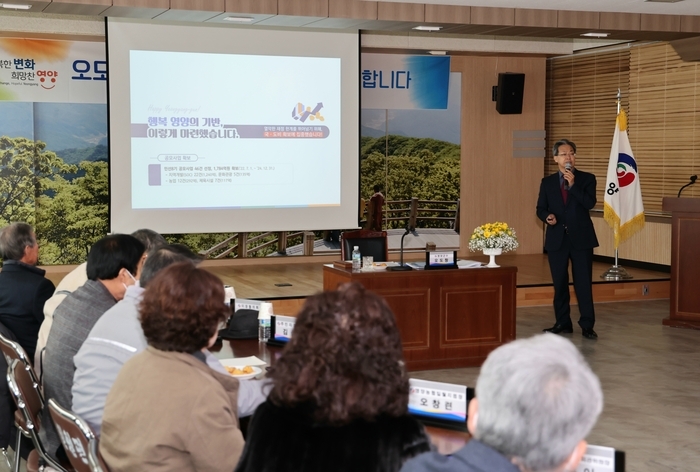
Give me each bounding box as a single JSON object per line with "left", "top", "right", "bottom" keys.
{"left": 557, "top": 152, "right": 576, "bottom": 157}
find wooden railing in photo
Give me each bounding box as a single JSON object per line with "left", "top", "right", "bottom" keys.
{"left": 363, "top": 197, "right": 460, "bottom": 231}
{"left": 199, "top": 199, "right": 459, "bottom": 258}
{"left": 199, "top": 231, "right": 307, "bottom": 259}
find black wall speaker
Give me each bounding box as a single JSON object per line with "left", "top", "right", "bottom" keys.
{"left": 495, "top": 72, "right": 525, "bottom": 115}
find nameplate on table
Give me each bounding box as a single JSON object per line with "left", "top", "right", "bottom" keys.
{"left": 266, "top": 314, "right": 295, "bottom": 347}
{"left": 577, "top": 444, "right": 625, "bottom": 472}
{"left": 233, "top": 299, "right": 262, "bottom": 312}
{"left": 425, "top": 251, "right": 458, "bottom": 270}
{"left": 272, "top": 315, "right": 295, "bottom": 343}
{"left": 408, "top": 378, "right": 471, "bottom": 431}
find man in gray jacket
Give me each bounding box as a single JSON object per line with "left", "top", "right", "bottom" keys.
{"left": 40, "top": 234, "right": 145, "bottom": 460}
{"left": 401, "top": 334, "right": 603, "bottom": 472}
{"left": 72, "top": 244, "right": 267, "bottom": 435}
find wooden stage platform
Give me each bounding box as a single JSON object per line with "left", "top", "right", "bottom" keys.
{"left": 42, "top": 253, "right": 669, "bottom": 316}
{"left": 202, "top": 253, "right": 670, "bottom": 316}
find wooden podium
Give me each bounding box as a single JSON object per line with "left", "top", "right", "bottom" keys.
{"left": 662, "top": 197, "right": 700, "bottom": 328}
{"left": 323, "top": 265, "right": 517, "bottom": 370}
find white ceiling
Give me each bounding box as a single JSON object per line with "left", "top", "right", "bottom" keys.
{"left": 373, "top": 0, "right": 700, "bottom": 15}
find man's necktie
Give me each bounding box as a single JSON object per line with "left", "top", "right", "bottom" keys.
{"left": 561, "top": 180, "right": 568, "bottom": 205}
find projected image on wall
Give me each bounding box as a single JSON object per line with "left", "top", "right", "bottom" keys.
{"left": 129, "top": 51, "right": 341, "bottom": 211}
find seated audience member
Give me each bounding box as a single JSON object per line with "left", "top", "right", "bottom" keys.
{"left": 72, "top": 244, "right": 265, "bottom": 435}
{"left": 35, "top": 229, "right": 166, "bottom": 366}
{"left": 401, "top": 334, "right": 603, "bottom": 472}
{"left": 234, "top": 282, "right": 431, "bottom": 472}
{"left": 40, "top": 234, "right": 145, "bottom": 459}
{"left": 100, "top": 263, "right": 245, "bottom": 471}
{"left": 0, "top": 222, "right": 54, "bottom": 361}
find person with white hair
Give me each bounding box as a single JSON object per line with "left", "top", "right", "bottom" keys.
{"left": 401, "top": 333, "right": 603, "bottom": 472}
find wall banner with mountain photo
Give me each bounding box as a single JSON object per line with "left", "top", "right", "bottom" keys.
{"left": 360, "top": 64, "right": 461, "bottom": 233}
{"left": 0, "top": 38, "right": 108, "bottom": 264}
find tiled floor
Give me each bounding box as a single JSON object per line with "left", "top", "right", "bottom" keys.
{"left": 411, "top": 299, "right": 700, "bottom": 472}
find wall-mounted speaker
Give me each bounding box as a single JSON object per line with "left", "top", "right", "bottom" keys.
{"left": 494, "top": 72, "right": 525, "bottom": 115}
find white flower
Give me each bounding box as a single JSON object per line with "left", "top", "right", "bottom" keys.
{"left": 468, "top": 222, "right": 519, "bottom": 253}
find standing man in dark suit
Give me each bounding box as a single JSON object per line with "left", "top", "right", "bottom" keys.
{"left": 536, "top": 139, "right": 599, "bottom": 339}
{"left": 0, "top": 222, "right": 55, "bottom": 360}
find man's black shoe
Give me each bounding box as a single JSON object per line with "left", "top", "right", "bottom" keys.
{"left": 582, "top": 328, "right": 598, "bottom": 339}
{"left": 543, "top": 324, "right": 573, "bottom": 334}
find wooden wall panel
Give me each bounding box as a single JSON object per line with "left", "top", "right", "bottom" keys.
{"left": 452, "top": 56, "right": 547, "bottom": 256}
{"left": 680, "top": 16, "right": 700, "bottom": 33}
{"left": 592, "top": 217, "right": 671, "bottom": 265}
{"left": 113, "top": 0, "right": 168, "bottom": 7}
{"left": 170, "top": 0, "right": 224, "bottom": 11}
{"left": 328, "top": 0, "right": 376, "bottom": 20}
{"left": 600, "top": 12, "right": 640, "bottom": 31}
{"left": 515, "top": 9, "right": 557, "bottom": 28}
{"left": 557, "top": 10, "right": 598, "bottom": 29}
{"left": 377, "top": 2, "right": 424, "bottom": 22}
{"left": 470, "top": 7, "right": 514, "bottom": 26}
{"left": 640, "top": 14, "right": 680, "bottom": 32}
{"left": 425, "top": 4, "right": 470, "bottom": 25}
{"left": 225, "top": 0, "right": 276, "bottom": 14}
{"left": 278, "top": 0, "right": 328, "bottom": 17}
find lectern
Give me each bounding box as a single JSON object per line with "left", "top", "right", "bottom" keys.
{"left": 662, "top": 197, "right": 700, "bottom": 328}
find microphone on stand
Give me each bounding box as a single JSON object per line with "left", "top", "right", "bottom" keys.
{"left": 564, "top": 162, "right": 572, "bottom": 190}
{"left": 677, "top": 175, "right": 697, "bottom": 198}
{"left": 387, "top": 225, "right": 413, "bottom": 271}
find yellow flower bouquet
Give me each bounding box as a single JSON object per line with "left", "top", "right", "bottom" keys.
{"left": 468, "top": 222, "right": 519, "bottom": 253}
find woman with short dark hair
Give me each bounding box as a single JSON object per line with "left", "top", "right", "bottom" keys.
{"left": 235, "top": 282, "right": 430, "bottom": 472}
{"left": 100, "top": 262, "right": 245, "bottom": 472}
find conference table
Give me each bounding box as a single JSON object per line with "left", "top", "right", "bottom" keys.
{"left": 212, "top": 338, "right": 469, "bottom": 454}
{"left": 323, "top": 264, "right": 518, "bottom": 370}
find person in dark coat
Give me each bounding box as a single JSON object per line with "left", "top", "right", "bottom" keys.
{"left": 0, "top": 222, "right": 55, "bottom": 361}
{"left": 235, "top": 283, "right": 430, "bottom": 472}
{"left": 536, "top": 139, "right": 600, "bottom": 339}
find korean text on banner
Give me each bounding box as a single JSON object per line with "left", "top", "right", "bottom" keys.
{"left": 361, "top": 54, "right": 450, "bottom": 110}
{"left": 603, "top": 109, "right": 645, "bottom": 248}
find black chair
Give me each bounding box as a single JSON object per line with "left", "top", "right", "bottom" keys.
{"left": 340, "top": 230, "right": 389, "bottom": 262}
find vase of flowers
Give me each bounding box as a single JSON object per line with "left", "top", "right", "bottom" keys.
{"left": 468, "top": 222, "right": 519, "bottom": 268}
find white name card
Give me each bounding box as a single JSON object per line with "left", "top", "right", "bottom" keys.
{"left": 577, "top": 445, "right": 617, "bottom": 472}
{"left": 234, "top": 299, "right": 262, "bottom": 311}
{"left": 273, "top": 315, "right": 296, "bottom": 342}
{"left": 408, "top": 378, "right": 467, "bottom": 423}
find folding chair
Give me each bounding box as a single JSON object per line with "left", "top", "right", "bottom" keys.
{"left": 47, "top": 398, "right": 101, "bottom": 472}
{"left": 6, "top": 359, "right": 68, "bottom": 472}
{"left": 0, "top": 330, "right": 43, "bottom": 472}
{"left": 87, "top": 439, "right": 110, "bottom": 472}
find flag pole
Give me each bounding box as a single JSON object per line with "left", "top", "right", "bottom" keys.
{"left": 601, "top": 89, "right": 633, "bottom": 280}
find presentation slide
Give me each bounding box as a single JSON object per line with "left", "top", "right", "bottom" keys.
{"left": 130, "top": 51, "right": 340, "bottom": 210}
{"left": 107, "top": 19, "right": 359, "bottom": 234}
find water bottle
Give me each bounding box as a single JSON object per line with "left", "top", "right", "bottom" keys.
{"left": 258, "top": 317, "right": 271, "bottom": 343}
{"left": 352, "top": 246, "right": 361, "bottom": 271}
{"left": 258, "top": 302, "right": 272, "bottom": 343}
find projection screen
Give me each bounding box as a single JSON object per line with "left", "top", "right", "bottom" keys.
{"left": 107, "top": 18, "right": 359, "bottom": 234}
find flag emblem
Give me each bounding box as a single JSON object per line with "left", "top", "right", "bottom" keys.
{"left": 603, "top": 109, "right": 645, "bottom": 248}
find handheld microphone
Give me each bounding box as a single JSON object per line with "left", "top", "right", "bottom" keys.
{"left": 564, "top": 162, "right": 572, "bottom": 190}
{"left": 677, "top": 174, "right": 697, "bottom": 198}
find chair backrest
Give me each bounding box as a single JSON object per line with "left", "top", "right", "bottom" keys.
{"left": 88, "top": 438, "right": 110, "bottom": 472}
{"left": 340, "top": 230, "right": 389, "bottom": 262}
{"left": 47, "top": 398, "right": 97, "bottom": 472}
{"left": 7, "top": 360, "right": 67, "bottom": 472}
{"left": 0, "top": 331, "right": 41, "bottom": 389}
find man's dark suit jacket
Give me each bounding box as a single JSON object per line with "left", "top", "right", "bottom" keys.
{"left": 536, "top": 170, "right": 599, "bottom": 251}
{"left": 0, "top": 260, "right": 55, "bottom": 360}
